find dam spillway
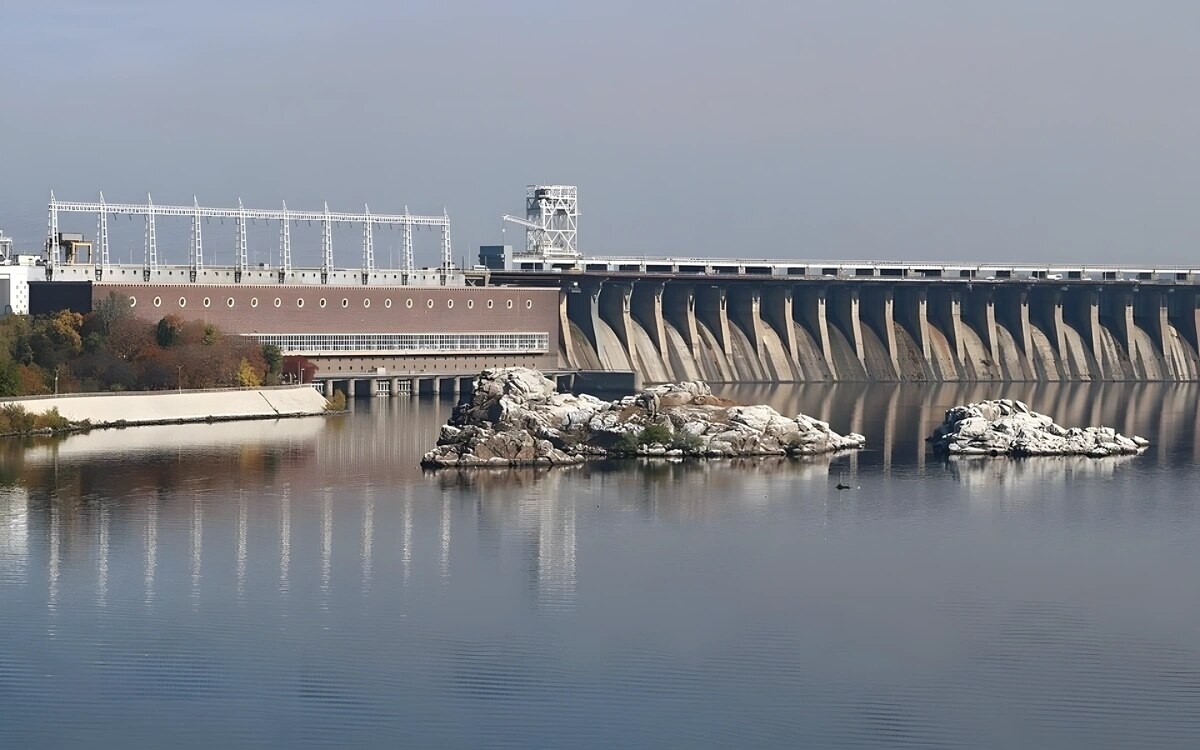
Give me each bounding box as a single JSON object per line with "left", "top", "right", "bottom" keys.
{"left": 493, "top": 270, "right": 1200, "bottom": 383}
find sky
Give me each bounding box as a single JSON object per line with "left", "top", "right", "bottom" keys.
{"left": 1, "top": 0, "right": 1199, "bottom": 267}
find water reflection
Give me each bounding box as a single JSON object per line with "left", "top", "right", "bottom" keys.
{"left": 191, "top": 494, "right": 202, "bottom": 606}
{"left": 722, "top": 381, "right": 1200, "bottom": 474}
{"left": 361, "top": 486, "right": 373, "bottom": 594}
{"left": 0, "top": 384, "right": 1193, "bottom": 598}
{"left": 0, "top": 488, "right": 28, "bottom": 587}
{"left": 144, "top": 492, "right": 157, "bottom": 605}
{"left": 0, "top": 386, "right": 1198, "bottom": 747}
{"left": 945, "top": 453, "right": 1141, "bottom": 489}
{"left": 279, "top": 485, "right": 290, "bottom": 596}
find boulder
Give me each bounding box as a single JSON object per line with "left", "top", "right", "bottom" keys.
{"left": 929, "top": 400, "right": 1149, "bottom": 458}
{"left": 421, "top": 367, "right": 865, "bottom": 467}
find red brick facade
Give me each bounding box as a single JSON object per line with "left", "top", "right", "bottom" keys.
{"left": 96, "top": 283, "right": 560, "bottom": 337}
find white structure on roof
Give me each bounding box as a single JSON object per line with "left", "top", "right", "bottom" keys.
{"left": 502, "top": 185, "right": 580, "bottom": 263}
{"left": 46, "top": 192, "right": 455, "bottom": 281}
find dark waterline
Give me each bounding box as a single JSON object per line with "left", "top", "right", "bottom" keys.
{"left": 2, "top": 383, "right": 1199, "bottom": 748}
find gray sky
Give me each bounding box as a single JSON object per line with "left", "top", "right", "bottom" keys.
{"left": 2, "top": 0, "right": 1198, "bottom": 266}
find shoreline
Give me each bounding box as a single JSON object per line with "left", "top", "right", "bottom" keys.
{"left": 0, "top": 386, "right": 332, "bottom": 438}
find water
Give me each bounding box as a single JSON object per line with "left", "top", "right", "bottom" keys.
{"left": 2, "top": 383, "right": 1200, "bottom": 748}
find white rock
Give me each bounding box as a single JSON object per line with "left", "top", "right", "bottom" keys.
{"left": 930, "top": 399, "right": 1149, "bottom": 458}
{"left": 421, "top": 367, "right": 864, "bottom": 467}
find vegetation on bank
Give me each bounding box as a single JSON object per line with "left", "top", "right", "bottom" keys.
{"left": 0, "top": 404, "right": 88, "bottom": 437}
{"left": 0, "top": 293, "right": 317, "bottom": 397}
{"left": 613, "top": 423, "right": 705, "bottom": 456}
{"left": 325, "top": 390, "right": 347, "bottom": 412}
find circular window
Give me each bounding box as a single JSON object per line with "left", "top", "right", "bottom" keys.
{"left": 406, "top": 299, "right": 413, "bottom": 309}
{"left": 179, "top": 297, "right": 187, "bottom": 308}
{"left": 467, "top": 299, "right": 474, "bottom": 309}
{"left": 426, "top": 299, "right": 434, "bottom": 309}
{"left": 226, "top": 297, "right": 235, "bottom": 308}
{"left": 342, "top": 298, "right": 349, "bottom": 308}
{"left": 363, "top": 298, "right": 370, "bottom": 308}
{"left": 487, "top": 299, "right": 494, "bottom": 309}
{"left": 507, "top": 300, "right": 514, "bottom": 309}
{"left": 526, "top": 300, "right": 532, "bottom": 310}
{"left": 251, "top": 297, "right": 258, "bottom": 308}
{"left": 297, "top": 298, "right": 305, "bottom": 308}
{"left": 319, "top": 298, "right": 327, "bottom": 308}
{"left": 385, "top": 299, "right": 392, "bottom": 309}
{"left": 447, "top": 299, "right": 454, "bottom": 309}
{"left": 153, "top": 296, "right": 162, "bottom": 308}
{"left": 203, "top": 297, "right": 211, "bottom": 308}
{"left": 128, "top": 296, "right": 137, "bottom": 308}
{"left": 274, "top": 298, "right": 282, "bottom": 308}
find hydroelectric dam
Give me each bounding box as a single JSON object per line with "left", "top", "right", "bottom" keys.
{"left": 14, "top": 184, "right": 1200, "bottom": 387}
{"left": 487, "top": 258, "right": 1200, "bottom": 384}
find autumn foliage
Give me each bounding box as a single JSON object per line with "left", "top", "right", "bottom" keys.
{"left": 0, "top": 293, "right": 310, "bottom": 396}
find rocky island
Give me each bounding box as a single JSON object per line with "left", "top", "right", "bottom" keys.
{"left": 930, "top": 399, "right": 1149, "bottom": 457}
{"left": 421, "top": 368, "right": 865, "bottom": 467}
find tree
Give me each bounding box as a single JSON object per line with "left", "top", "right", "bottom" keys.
{"left": 261, "top": 344, "right": 282, "bottom": 384}
{"left": 107, "top": 316, "right": 156, "bottom": 361}
{"left": 29, "top": 311, "right": 83, "bottom": 370}
{"left": 0, "top": 361, "right": 19, "bottom": 397}
{"left": 16, "top": 364, "right": 49, "bottom": 396}
{"left": 90, "top": 291, "right": 134, "bottom": 338}
{"left": 235, "top": 358, "right": 262, "bottom": 388}
{"left": 156, "top": 316, "right": 182, "bottom": 348}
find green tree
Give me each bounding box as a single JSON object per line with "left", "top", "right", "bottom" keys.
{"left": 91, "top": 291, "right": 133, "bottom": 338}
{"left": 261, "top": 344, "right": 282, "bottom": 375}
{"left": 0, "top": 361, "right": 20, "bottom": 397}
{"left": 155, "top": 316, "right": 182, "bottom": 348}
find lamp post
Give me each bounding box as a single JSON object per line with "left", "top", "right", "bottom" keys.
{"left": 54, "top": 367, "right": 60, "bottom": 395}
{"left": 300, "top": 368, "right": 305, "bottom": 385}
{"left": 176, "top": 365, "right": 183, "bottom": 392}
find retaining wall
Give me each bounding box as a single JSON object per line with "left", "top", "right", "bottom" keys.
{"left": 1, "top": 386, "right": 329, "bottom": 426}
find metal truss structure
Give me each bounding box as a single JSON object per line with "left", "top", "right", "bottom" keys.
{"left": 47, "top": 192, "right": 453, "bottom": 277}
{"left": 502, "top": 185, "right": 580, "bottom": 261}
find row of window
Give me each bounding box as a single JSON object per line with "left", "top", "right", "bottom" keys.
{"left": 248, "top": 332, "right": 550, "bottom": 355}
{"left": 130, "top": 295, "right": 533, "bottom": 311}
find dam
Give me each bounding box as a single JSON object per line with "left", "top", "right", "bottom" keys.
{"left": 490, "top": 264, "right": 1200, "bottom": 383}
{"left": 479, "top": 186, "right": 1200, "bottom": 383}
{"left": 15, "top": 185, "right": 1200, "bottom": 386}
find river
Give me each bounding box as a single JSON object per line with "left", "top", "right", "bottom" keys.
{"left": 1, "top": 383, "right": 1199, "bottom": 748}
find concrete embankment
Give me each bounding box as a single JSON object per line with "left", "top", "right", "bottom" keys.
{"left": 1, "top": 386, "right": 329, "bottom": 428}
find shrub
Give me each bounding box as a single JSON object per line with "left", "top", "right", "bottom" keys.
{"left": 0, "top": 405, "right": 75, "bottom": 435}
{"left": 638, "top": 423, "right": 673, "bottom": 446}
{"left": 671, "top": 431, "right": 704, "bottom": 454}
{"left": 613, "top": 430, "right": 640, "bottom": 455}
{"left": 33, "top": 408, "right": 71, "bottom": 432}
{"left": 325, "top": 391, "right": 347, "bottom": 412}
{"left": 0, "top": 404, "right": 35, "bottom": 434}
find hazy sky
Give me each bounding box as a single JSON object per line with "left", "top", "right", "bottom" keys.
{"left": 2, "top": 1, "right": 1198, "bottom": 266}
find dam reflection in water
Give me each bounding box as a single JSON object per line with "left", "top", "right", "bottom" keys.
{"left": 2, "top": 383, "right": 1195, "bottom": 610}
{"left": 0, "top": 383, "right": 1198, "bottom": 747}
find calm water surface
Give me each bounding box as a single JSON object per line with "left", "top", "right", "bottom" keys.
{"left": 2, "top": 383, "right": 1200, "bottom": 748}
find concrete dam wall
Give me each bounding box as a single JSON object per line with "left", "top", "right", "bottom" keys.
{"left": 554, "top": 280, "right": 1200, "bottom": 382}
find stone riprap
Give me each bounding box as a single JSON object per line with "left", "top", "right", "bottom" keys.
{"left": 421, "top": 367, "right": 866, "bottom": 467}
{"left": 929, "top": 399, "right": 1149, "bottom": 457}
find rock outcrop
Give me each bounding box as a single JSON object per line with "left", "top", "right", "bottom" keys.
{"left": 929, "top": 399, "right": 1149, "bottom": 457}
{"left": 422, "top": 367, "right": 866, "bottom": 467}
